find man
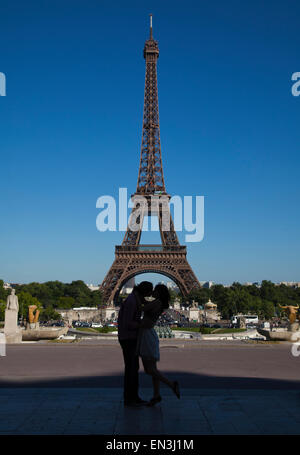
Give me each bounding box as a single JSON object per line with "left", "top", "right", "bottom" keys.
{"left": 118, "top": 281, "right": 153, "bottom": 407}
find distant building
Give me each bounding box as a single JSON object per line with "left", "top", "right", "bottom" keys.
{"left": 73, "top": 307, "right": 98, "bottom": 311}
{"left": 189, "top": 298, "right": 220, "bottom": 323}
{"left": 202, "top": 281, "right": 214, "bottom": 289}
{"left": 3, "top": 283, "right": 20, "bottom": 289}
{"left": 57, "top": 306, "right": 118, "bottom": 324}
{"left": 166, "top": 281, "right": 179, "bottom": 291}
{"left": 279, "top": 282, "right": 300, "bottom": 288}
{"left": 86, "top": 283, "right": 100, "bottom": 291}
{"left": 228, "top": 282, "right": 261, "bottom": 288}
{"left": 57, "top": 307, "right": 100, "bottom": 325}
{"left": 202, "top": 299, "right": 220, "bottom": 322}
{"left": 156, "top": 280, "right": 179, "bottom": 292}
{"left": 204, "top": 299, "right": 218, "bottom": 309}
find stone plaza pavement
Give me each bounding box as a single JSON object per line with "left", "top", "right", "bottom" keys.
{"left": 1, "top": 387, "right": 300, "bottom": 435}
{"left": 1, "top": 340, "right": 300, "bottom": 435}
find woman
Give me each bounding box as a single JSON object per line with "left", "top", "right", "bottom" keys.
{"left": 136, "top": 284, "right": 180, "bottom": 406}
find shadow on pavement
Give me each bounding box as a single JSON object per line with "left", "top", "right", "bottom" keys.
{"left": 1, "top": 371, "right": 300, "bottom": 389}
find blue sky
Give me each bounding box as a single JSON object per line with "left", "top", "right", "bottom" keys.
{"left": 0, "top": 0, "right": 299, "bottom": 285}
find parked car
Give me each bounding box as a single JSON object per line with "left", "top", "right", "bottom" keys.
{"left": 73, "top": 321, "right": 90, "bottom": 328}
{"left": 72, "top": 321, "right": 81, "bottom": 327}
{"left": 91, "top": 323, "right": 103, "bottom": 328}
{"left": 80, "top": 322, "right": 91, "bottom": 328}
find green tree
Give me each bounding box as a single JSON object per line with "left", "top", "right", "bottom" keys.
{"left": 211, "top": 284, "right": 227, "bottom": 305}
{"left": 0, "top": 299, "right": 6, "bottom": 321}
{"left": 56, "top": 296, "right": 75, "bottom": 309}
{"left": 188, "top": 288, "right": 210, "bottom": 306}
{"left": 260, "top": 280, "right": 279, "bottom": 303}
{"left": 14, "top": 280, "right": 103, "bottom": 309}
{"left": 0, "top": 280, "right": 10, "bottom": 302}
{"left": 65, "top": 281, "right": 92, "bottom": 306}
{"left": 90, "top": 290, "right": 103, "bottom": 307}
{"left": 40, "top": 306, "right": 61, "bottom": 321}
{"left": 169, "top": 289, "right": 182, "bottom": 305}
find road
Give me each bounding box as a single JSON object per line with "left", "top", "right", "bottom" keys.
{"left": 0, "top": 339, "right": 299, "bottom": 389}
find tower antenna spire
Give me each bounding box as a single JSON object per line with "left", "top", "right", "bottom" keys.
{"left": 149, "top": 13, "right": 153, "bottom": 39}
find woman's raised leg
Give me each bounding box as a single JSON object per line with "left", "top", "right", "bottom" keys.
{"left": 142, "top": 357, "right": 180, "bottom": 400}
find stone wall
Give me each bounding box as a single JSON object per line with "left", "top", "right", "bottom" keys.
{"left": 188, "top": 308, "right": 221, "bottom": 323}
{"left": 100, "top": 307, "right": 119, "bottom": 321}
{"left": 200, "top": 309, "right": 221, "bottom": 322}
{"left": 57, "top": 307, "right": 119, "bottom": 325}
{"left": 57, "top": 308, "right": 101, "bottom": 325}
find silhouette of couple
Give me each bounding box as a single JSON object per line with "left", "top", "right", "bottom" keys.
{"left": 118, "top": 281, "right": 180, "bottom": 407}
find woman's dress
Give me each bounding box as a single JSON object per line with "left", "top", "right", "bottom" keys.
{"left": 136, "top": 299, "right": 162, "bottom": 361}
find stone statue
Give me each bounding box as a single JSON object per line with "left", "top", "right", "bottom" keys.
{"left": 28, "top": 305, "right": 40, "bottom": 324}
{"left": 173, "top": 298, "right": 181, "bottom": 310}
{"left": 258, "top": 304, "right": 300, "bottom": 339}
{"left": 237, "top": 316, "right": 246, "bottom": 329}
{"left": 4, "top": 289, "right": 22, "bottom": 343}
{"left": 279, "top": 304, "right": 299, "bottom": 324}
{"left": 6, "top": 289, "right": 19, "bottom": 311}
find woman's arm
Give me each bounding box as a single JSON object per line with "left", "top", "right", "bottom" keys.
{"left": 141, "top": 299, "right": 161, "bottom": 313}
{"left": 139, "top": 299, "right": 162, "bottom": 329}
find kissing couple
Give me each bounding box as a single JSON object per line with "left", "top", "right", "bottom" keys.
{"left": 118, "top": 281, "right": 180, "bottom": 407}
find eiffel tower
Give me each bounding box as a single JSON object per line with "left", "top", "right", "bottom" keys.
{"left": 100, "top": 15, "right": 201, "bottom": 304}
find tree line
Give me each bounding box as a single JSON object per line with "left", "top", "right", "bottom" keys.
{"left": 0, "top": 280, "right": 103, "bottom": 321}
{"left": 188, "top": 280, "right": 300, "bottom": 320}
{"left": 1, "top": 279, "right": 299, "bottom": 322}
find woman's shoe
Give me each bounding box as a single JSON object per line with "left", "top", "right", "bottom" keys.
{"left": 173, "top": 381, "right": 180, "bottom": 399}
{"left": 147, "top": 396, "right": 162, "bottom": 406}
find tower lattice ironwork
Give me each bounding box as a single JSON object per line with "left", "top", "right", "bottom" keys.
{"left": 100, "top": 16, "right": 201, "bottom": 303}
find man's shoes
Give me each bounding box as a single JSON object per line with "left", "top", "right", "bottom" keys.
{"left": 124, "top": 398, "right": 148, "bottom": 407}
{"left": 147, "top": 395, "right": 162, "bottom": 407}
{"left": 124, "top": 401, "right": 143, "bottom": 407}
{"left": 136, "top": 397, "right": 148, "bottom": 405}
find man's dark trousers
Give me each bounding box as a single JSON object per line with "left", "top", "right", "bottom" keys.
{"left": 119, "top": 338, "right": 139, "bottom": 403}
